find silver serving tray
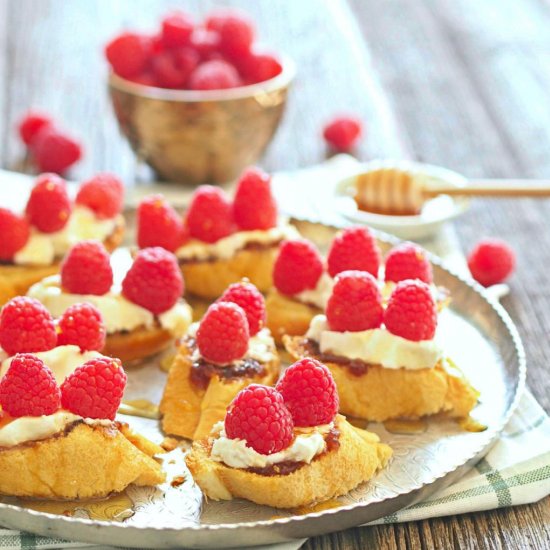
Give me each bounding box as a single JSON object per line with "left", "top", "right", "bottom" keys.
{"left": 0, "top": 224, "right": 525, "bottom": 549}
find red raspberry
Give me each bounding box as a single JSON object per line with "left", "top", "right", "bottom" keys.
{"left": 25, "top": 173, "right": 72, "bottom": 233}
{"left": 151, "top": 51, "right": 187, "bottom": 89}
{"left": 197, "top": 302, "right": 249, "bottom": 365}
{"left": 218, "top": 281, "right": 266, "bottom": 336}
{"left": 0, "top": 208, "right": 30, "bottom": 260}
{"left": 185, "top": 185, "right": 235, "bottom": 243}
{"left": 0, "top": 297, "right": 57, "bottom": 355}
{"left": 273, "top": 239, "right": 324, "bottom": 296}
{"left": 384, "top": 280, "right": 437, "bottom": 341}
{"left": 225, "top": 384, "right": 294, "bottom": 455}
{"left": 326, "top": 270, "right": 383, "bottom": 332}
{"left": 137, "top": 194, "right": 185, "bottom": 252}
{"left": 61, "top": 357, "right": 126, "bottom": 420}
{"left": 188, "top": 60, "right": 242, "bottom": 90}
{"left": 105, "top": 32, "right": 152, "bottom": 79}
{"left": 31, "top": 126, "right": 82, "bottom": 175}
{"left": 205, "top": 9, "right": 255, "bottom": 60}
{"left": 127, "top": 71, "right": 157, "bottom": 87}
{"left": 385, "top": 242, "right": 433, "bottom": 284}
{"left": 189, "top": 28, "right": 221, "bottom": 59}
{"left": 467, "top": 238, "right": 516, "bottom": 287}
{"left": 174, "top": 47, "right": 200, "bottom": 81}
{"left": 276, "top": 358, "right": 338, "bottom": 427}
{"left": 121, "top": 247, "right": 183, "bottom": 314}
{"left": 76, "top": 173, "right": 124, "bottom": 219}
{"left": 61, "top": 241, "right": 113, "bottom": 296}
{"left": 0, "top": 354, "right": 61, "bottom": 417}
{"left": 327, "top": 226, "right": 381, "bottom": 278}
{"left": 239, "top": 51, "right": 283, "bottom": 84}
{"left": 57, "top": 303, "right": 106, "bottom": 352}
{"left": 161, "top": 12, "right": 194, "bottom": 49}
{"left": 18, "top": 111, "right": 54, "bottom": 146}
{"left": 323, "top": 116, "right": 363, "bottom": 152}
{"left": 232, "top": 167, "right": 277, "bottom": 230}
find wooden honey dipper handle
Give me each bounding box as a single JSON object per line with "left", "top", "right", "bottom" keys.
{"left": 423, "top": 179, "right": 550, "bottom": 198}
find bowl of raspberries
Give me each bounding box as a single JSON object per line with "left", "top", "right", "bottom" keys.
{"left": 106, "top": 8, "right": 294, "bottom": 184}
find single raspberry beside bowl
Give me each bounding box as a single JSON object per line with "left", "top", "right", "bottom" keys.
{"left": 76, "top": 173, "right": 124, "bottom": 219}
{"left": 31, "top": 126, "right": 82, "bottom": 175}
{"left": 385, "top": 242, "right": 433, "bottom": 284}
{"left": 0, "top": 208, "right": 30, "bottom": 261}
{"left": 467, "top": 238, "right": 516, "bottom": 287}
{"left": 137, "top": 194, "right": 185, "bottom": 252}
{"left": 60, "top": 241, "right": 113, "bottom": 296}
{"left": 197, "top": 302, "right": 250, "bottom": 365}
{"left": 327, "top": 226, "right": 381, "bottom": 278}
{"left": 57, "top": 303, "right": 106, "bottom": 352}
{"left": 218, "top": 281, "right": 266, "bottom": 336}
{"left": 326, "top": 270, "right": 383, "bottom": 332}
{"left": 25, "top": 173, "right": 72, "bottom": 233}
{"left": 0, "top": 297, "right": 57, "bottom": 355}
{"left": 276, "top": 358, "right": 339, "bottom": 427}
{"left": 188, "top": 60, "right": 242, "bottom": 90}
{"left": 121, "top": 247, "right": 184, "bottom": 314}
{"left": 61, "top": 357, "right": 127, "bottom": 420}
{"left": 161, "top": 11, "right": 194, "bottom": 49}
{"left": 384, "top": 280, "right": 437, "bottom": 341}
{"left": 105, "top": 32, "right": 152, "bottom": 78}
{"left": 0, "top": 354, "right": 61, "bottom": 417}
{"left": 323, "top": 116, "right": 362, "bottom": 152}
{"left": 18, "top": 111, "right": 54, "bottom": 146}
{"left": 273, "top": 239, "right": 324, "bottom": 296}
{"left": 225, "top": 384, "right": 294, "bottom": 455}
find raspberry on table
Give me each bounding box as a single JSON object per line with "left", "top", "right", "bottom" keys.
{"left": 61, "top": 241, "right": 113, "bottom": 296}
{"left": 225, "top": 384, "right": 294, "bottom": 455}
{"left": 121, "top": 247, "right": 184, "bottom": 314}
{"left": 327, "top": 270, "right": 383, "bottom": 332}
{"left": 323, "top": 116, "right": 363, "bottom": 152}
{"left": 61, "top": 357, "right": 127, "bottom": 420}
{"left": 18, "top": 111, "right": 53, "bottom": 146}
{"left": 197, "top": 302, "right": 250, "bottom": 365}
{"left": 0, "top": 354, "right": 61, "bottom": 417}
{"left": 467, "top": 238, "right": 516, "bottom": 287}
{"left": 185, "top": 185, "right": 235, "bottom": 243}
{"left": 384, "top": 280, "right": 437, "bottom": 341}
{"left": 206, "top": 9, "right": 255, "bottom": 60}
{"left": 105, "top": 32, "right": 152, "bottom": 79}
{"left": 25, "top": 173, "right": 72, "bottom": 233}
{"left": 31, "top": 126, "right": 83, "bottom": 175}
{"left": 188, "top": 60, "right": 242, "bottom": 90}
{"left": 276, "top": 358, "right": 339, "bottom": 427}
{"left": 0, "top": 297, "right": 57, "bottom": 356}
{"left": 57, "top": 303, "right": 106, "bottom": 352}
{"left": 232, "top": 166, "right": 278, "bottom": 230}
{"left": 238, "top": 51, "right": 282, "bottom": 84}
{"left": 76, "top": 173, "right": 124, "bottom": 219}
{"left": 161, "top": 11, "right": 194, "bottom": 49}
{"left": 327, "top": 226, "right": 381, "bottom": 278}
{"left": 218, "top": 280, "right": 266, "bottom": 336}
{"left": 385, "top": 242, "right": 433, "bottom": 284}
{"left": 273, "top": 239, "right": 324, "bottom": 296}
{"left": 0, "top": 208, "right": 30, "bottom": 261}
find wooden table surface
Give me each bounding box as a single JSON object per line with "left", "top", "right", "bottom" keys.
{"left": 0, "top": 0, "right": 549, "bottom": 548}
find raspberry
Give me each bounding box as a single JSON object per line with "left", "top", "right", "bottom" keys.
{"left": 151, "top": 51, "right": 188, "bottom": 89}
{"left": 31, "top": 126, "right": 82, "bottom": 175}
{"left": 57, "top": 303, "right": 106, "bottom": 352}
{"left": 467, "top": 238, "right": 516, "bottom": 287}
{"left": 384, "top": 280, "right": 437, "bottom": 341}
{"left": 206, "top": 9, "right": 255, "bottom": 60}
{"left": 189, "top": 28, "right": 221, "bottom": 59}
{"left": 323, "top": 116, "right": 363, "bottom": 152}
{"left": 121, "top": 247, "right": 183, "bottom": 314}
{"left": 225, "top": 384, "right": 293, "bottom": 455}
{"left": 0, "top": 354, "right": 61, "bottom": 417}
{"left": 76, "top": 173, "right": 124, "bottom": 219}
{"left": 232, "top": 167, "right": 277, "bottom": 231}
{"left": 174, "top": 47, "right": 200, "bottom": 81}
{"left": 161, "top": 12, "right": 194, "bottom": 49}
{"left": 0, "top": 297, "right": 57, "bottom": 355}
{"left": 127, "top": 71, "right": 157, "bottom": 87}
{"left": 137, "top": 194, "right": 186, "bottom": 252}
{"left": 185, "top": 185, "right": 235, "bottom": 243}
{"left": 61, "top": 357, "right": 126, "bottom": 420}
{"left": 0, "top": 208, "right": 30, "bottom": 260}
{"left": 18, "top": 111, "right": 54, "bottom": 146}
{"left": 273, "top": 240, "right": 324, "bottom": 296}
{"left": 61, "top": 241, "right": 113, "bottom": 296}
{"left": 218, "top": 281, "right": 266, "bottom": 336}
{"left": 239, "top": 51, "right": 282, "bottom": 84}
{"left": 276, "top": 358, "right": 338, "bottom": 427}
{"left": 385, "top": 242, "right": 433, "bottom": 284}
{"left": 188, "top": 60, "right": 242, "bottom": 90}
{"left": 25, "top": 173, "right": 72, "bottom": 233}
{"left": 327, "top": 226, "right": 381, "bottom": 278}
{"left": 105, "top": 32, "right": 152, "bottom": 79}
{"left": 196, "top": 302, "right": 249, "bottom": 365}
{"left": 326, "top": 270, "right": 383, "bottom": 332}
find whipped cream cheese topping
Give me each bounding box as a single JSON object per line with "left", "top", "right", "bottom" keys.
{"left": 293, "top": 272, "right": 334, "bottom": 310}
{"left": 28, "top": 275, "right": 192, "bottom": 337}
{"left": 210, "top": 421, "right": 332, "bottom": 469}
{"left": 175, "top": 223, "right": 300, "bottom": 261}
{"left": 306, "top": 314, "right": 443, "bottom": 370}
